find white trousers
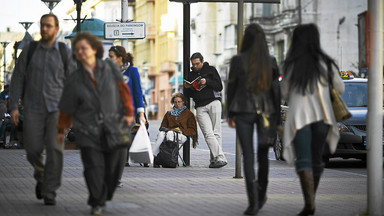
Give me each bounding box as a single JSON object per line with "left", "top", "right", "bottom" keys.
{"left": 196, "top": 100, "right": 227, "bottom": 163}
{"left": 153, "top": 131, "right": 187, "bottom": 156}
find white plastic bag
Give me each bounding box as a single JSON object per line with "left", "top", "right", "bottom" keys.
{"left": 129, "top": 121, "right": 154, "bottom": 164}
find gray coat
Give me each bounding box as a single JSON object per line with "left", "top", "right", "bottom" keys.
{"left": 9, "top": 41, "right": 77, "bottom": 113}
{"left": 59, "top": 59, "right": 125, "bottom": 149}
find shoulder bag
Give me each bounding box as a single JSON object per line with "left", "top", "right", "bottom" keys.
{"left": 328, "top": 69, "right": 352, "bottom": 122}
{"left": 101, "top": 61, "right": 132, "bottom": 151}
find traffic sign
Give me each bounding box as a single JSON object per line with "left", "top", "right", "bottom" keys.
{"left": 104, "top": 22, "right": 146, "bottom": 39}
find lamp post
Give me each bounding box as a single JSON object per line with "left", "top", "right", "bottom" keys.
{"left": 41, "top": 0, "right": 61, "bottom": 13}
{"left": 337, "top": 16, "right": 345, "bottom": 70}
{"left": 1, "top": 41, "right": 10, "bottom": 87}
{"left": 19, "top": 22, "right": 33, "bottom": 32}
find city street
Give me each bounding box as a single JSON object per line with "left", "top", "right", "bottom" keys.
{"left": 0, "top": 119, "right": 381, "bottom": 216}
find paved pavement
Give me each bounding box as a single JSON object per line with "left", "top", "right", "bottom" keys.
{"left": 0, "top": 120, "right": 379, "bottom": 216}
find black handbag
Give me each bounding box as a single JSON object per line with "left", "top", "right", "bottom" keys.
{"left": 154, "top": 131, "right": 179, "bottom": 168}
{"left": 103, "top": 121, "right": 131, "bottom": 151}
{"left": 100, "top": 60, "right": 132, "bottom": 151}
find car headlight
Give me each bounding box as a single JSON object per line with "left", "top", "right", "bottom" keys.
{"left": 338, "top": 122, "right": 352, "bottom": 132}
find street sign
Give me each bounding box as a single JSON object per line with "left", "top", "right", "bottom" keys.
{"left": 170, "top": 0, "right": 280, "bottom": 2}
{"left": 104, "top": 22, "right": 146, "bottom": 40}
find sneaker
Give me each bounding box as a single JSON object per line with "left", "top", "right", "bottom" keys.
{"left": 209, "top": 161, "right": 227, "bottom": 168}
{"left": 208, "top": 162, "right": 215, "bottom": 168}
{"left": 90, "top": 206, "right": 102, "bottom": 215}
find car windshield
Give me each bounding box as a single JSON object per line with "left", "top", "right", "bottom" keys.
{"left": 341, "top": 82, "right": 368, "bottom": 107}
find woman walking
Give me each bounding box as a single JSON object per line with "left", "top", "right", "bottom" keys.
{"left": 227, "top": 23, "right": 281, "bottom": 215}
{"left": 281, "top": 24, "right": 344, "bottom": 215}
{"left": 56, "top": 32, "right": 135, "bottom": 215}
{"left": 108, "top": 46, "right": 147, "bottom": 186}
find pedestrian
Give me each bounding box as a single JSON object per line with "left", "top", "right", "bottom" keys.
{"left": 0, "top": 84, "right": 9, "bottom": 102}
{"left": 56, "top": 32, "right": 135, "bottom": 215}
{"left": 227, "top": 23, "right": 281, "bottom": 215}
{"left": 281, "top": 23, "right": 344, "bottom": 216}
{"left": 9, "top": 14, "right": 76, "bottom": 205}
{"left": 153, "top": 93, "right": 197, "bottom": 167}
{"left": 184, "top": 52, "right": 227, "bottom": 168}
{"left": 108, "top": 46, "right": 148, "bottom": 187}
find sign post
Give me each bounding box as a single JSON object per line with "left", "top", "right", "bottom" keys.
{"left": 104, "top": 22, "right": 146, "bottom": 40}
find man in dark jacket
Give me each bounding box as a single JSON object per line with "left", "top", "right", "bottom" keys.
{"left": 184, "top": 52, "right": 227, "bottom": 168}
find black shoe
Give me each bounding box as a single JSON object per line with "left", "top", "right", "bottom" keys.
{"left": 244, "top": 181, "right": 259, "bottom": 215}
{"left": 209, "top": 161, "right": 227, "bottom": 168}
{"left": 125, "top": 162, "right": 130, "bottom": 167}
{"left": 44, "top": 197, "right": 56, "bottom": 206}
{"left": 143, "top": 163, "right": 149, "bottom": 167}
{"left": 35, "top": 182, "right": 43, "bottom": 200}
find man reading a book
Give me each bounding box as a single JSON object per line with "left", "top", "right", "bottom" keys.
{"left": 184, "top": 52, "right": 227, "bottom": 168}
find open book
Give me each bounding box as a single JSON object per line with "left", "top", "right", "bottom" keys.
{"left": 184, "top": 76, "right": 206, "bottom": 91}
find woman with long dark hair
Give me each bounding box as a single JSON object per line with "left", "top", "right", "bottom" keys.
{"left": 281, "top": 24, "right": 344, "bottom": 216}
{"left": 227, "top": 23, "right": 281, "bottom": 215}
{"left": 109, "top": 46, "right": 148, "bottom": 186}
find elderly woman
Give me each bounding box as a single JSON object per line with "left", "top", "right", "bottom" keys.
{"left": 56, "top": 32, "right": 134, "bottom": 215}
{"left": 153, "top": 93, "right": 197, "bottom": 167}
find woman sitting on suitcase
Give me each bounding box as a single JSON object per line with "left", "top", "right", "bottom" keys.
{"left": 153, "top": 93, "right": 197, "bottom": 167}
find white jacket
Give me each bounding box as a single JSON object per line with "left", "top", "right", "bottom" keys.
{"left": 281, "top": 63, "right": 344, "bottom": 166}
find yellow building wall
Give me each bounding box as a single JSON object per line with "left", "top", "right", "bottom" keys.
{"left": 134, "top": 0, "right": 178, "bottom": 120}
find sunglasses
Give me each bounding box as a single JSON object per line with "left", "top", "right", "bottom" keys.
{"left": 110, "top": 46, "right": 121, "bottom": 56}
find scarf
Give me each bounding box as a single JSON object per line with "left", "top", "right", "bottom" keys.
{"left": 169, "top": 105, "right": 187, "bottom": 120}
{"left": 120, "top": 62, "right": 130, "bottom": 73}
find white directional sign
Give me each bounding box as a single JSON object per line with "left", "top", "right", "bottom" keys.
{"left": 104, "top": 22, "right": 146, "bottom": 39}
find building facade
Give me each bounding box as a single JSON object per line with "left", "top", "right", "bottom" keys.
{"left": 190, "top": 0, "right": 368, "bottom": 106}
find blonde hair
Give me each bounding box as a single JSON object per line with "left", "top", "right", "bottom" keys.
{"left": 171, "top": 92, "right": 186, "bottom": 104}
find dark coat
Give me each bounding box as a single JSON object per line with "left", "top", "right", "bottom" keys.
{"left": 59, "top": 59, "right": 127, "bottom": 149}
{"left": 227, "top": 53, "right": 281, "bottom": 124}
{"left": 184, "top": 62, "right": 223, "bottom": 108}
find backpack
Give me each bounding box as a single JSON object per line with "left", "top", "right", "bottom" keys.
{"left": 26, "top": 41, "right": 68, "bottom": 72}
{"left": 155, "top": 131, "right": 179, "bottom": 168}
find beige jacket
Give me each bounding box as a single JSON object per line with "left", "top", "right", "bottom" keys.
{"left": 281, "top": 63, "right": 344, "bottom": 166}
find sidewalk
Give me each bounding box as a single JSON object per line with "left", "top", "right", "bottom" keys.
{"left": 0, "top": 120, "right": 370, "bottom": 216}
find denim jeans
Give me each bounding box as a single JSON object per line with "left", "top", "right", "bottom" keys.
{"left": 293, "top": 121, "right": 329, "bottom": 175}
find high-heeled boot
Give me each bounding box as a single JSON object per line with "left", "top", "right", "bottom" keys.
{"left": 258, "top": 181, "right": 268, "bottom": 210}
{"left": 313, "top": 174, "right": 321, "bottom": 194}
{"left": 244, "top": 180, "right": 259, "bottom": 215}
{"left": 297, "top": 170, "right": 315, "bottom": 216}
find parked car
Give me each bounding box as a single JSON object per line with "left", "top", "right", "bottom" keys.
{"left": 273, "top": 73, "right": 384, "bottom": 162}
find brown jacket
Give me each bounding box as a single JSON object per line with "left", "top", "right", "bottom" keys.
{"left": 160, "top": 108, "right": 198, "bottom": 148}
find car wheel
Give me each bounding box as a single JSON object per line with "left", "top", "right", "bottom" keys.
{"left": 273, "top": 135, "right": 285, "bottom": 161}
